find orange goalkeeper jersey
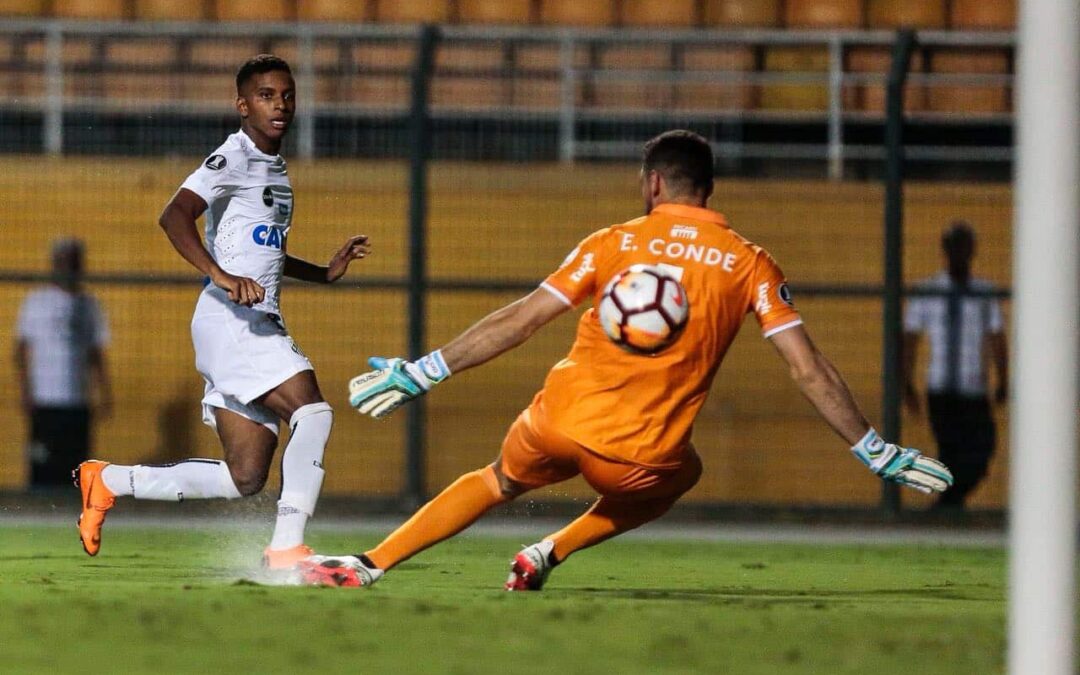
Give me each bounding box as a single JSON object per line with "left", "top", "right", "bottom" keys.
{"left": 536, "top": 203, "right": 802, "bottom": 469}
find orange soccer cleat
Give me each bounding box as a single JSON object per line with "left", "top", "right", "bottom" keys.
{"left": 262, "top": 544, "right": 315, "bottom": 570}
{"left": 73, "top": 460, "right": 116, "bottom": 557}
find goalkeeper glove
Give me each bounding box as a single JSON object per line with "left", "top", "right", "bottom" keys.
{"left": 851, "top": 428, "right": 954, "bottom": 494}
{"left": 347, "top": 351, "right": 451, "bottom": 419}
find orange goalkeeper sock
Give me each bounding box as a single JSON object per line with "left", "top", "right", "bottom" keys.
{"left": 367, "top": 465, "right": 506, "bottom": 571}
{"left": 547, "top": 495, "right": 678, "bottom": 563}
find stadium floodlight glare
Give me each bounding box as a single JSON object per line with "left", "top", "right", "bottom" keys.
{"left": 1008, "top": 0, "right": 1080, "bottom": 674}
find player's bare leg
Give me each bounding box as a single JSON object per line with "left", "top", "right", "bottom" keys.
{"left": 257, "top": 370, "right": 333, "bottom": 568}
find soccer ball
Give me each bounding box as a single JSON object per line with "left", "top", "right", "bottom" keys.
{"left": 597, "top": 264, "right": 689, "bottom": 354}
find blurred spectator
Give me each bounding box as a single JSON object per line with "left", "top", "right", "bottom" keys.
{"left": 14, "top": 239, "right": 111, "bottom": 489}
{"left": 902, "top": 221, "right": 1008, "bottom": 511}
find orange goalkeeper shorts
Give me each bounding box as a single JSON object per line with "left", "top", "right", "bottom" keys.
{"left": 498, "top": 404, "right": 701, "bottom": 501}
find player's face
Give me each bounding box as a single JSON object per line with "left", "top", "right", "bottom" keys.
{"left": 237, "top": 69, "right": 296, "bottom": 152}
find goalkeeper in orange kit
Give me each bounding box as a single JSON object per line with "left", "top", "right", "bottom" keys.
{"left": 297, "top": 130, "right": 953, "bottom": 590}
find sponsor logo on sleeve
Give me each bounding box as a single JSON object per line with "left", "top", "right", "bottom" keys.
{"left": 778, "top": 283, "right": 794, "bottom": 307}
{"left": 569, "top": 252, "right": 595, "bottom": 283}
{"left": 204, "top": 154, "right": 227, "bottom": 171}
{"left": 756, "top": 282, "right": 772, "bottom": 314}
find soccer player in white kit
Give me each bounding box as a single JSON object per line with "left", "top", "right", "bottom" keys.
{"left": 74, "top": 55, "right": 370, "bottom": 570}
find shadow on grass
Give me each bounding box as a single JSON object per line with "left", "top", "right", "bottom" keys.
{"left": 556, "top": 586, "right": 990, "bottom": 604}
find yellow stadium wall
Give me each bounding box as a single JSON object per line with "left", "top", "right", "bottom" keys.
{"left": 0, "top": 158, "right": 1012, "bottom": 509}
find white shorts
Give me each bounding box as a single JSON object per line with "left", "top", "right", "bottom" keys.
{"left": 191, "top": 286, "right": 313, "bottom": 435}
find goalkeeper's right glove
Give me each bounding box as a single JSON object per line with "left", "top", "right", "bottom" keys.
{"left": 347, "top": 351, "right": 450, "bottom": 419}
{"left": 851, "top": 428, "right": 954, "bottom": 494}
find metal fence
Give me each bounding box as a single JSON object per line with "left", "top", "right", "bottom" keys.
{"left": 0, "top": 20, "right": 1014, "bottom": 512}
{"left": 1, "top": 19, "right": 1015, "bottom": 177}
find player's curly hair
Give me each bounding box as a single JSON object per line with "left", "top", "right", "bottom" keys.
{"left": 642, "top": 130, "right": 714, "bottom": 198}
{"left": 236, "top": 54, "right": 292, "bottom": 93}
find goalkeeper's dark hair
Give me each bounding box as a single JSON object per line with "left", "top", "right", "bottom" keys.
{"left": 236, "top": 54, "right": 292, "bottom": 93}
{"left": 642, "top": 130, "right": 715, "bottom": 198}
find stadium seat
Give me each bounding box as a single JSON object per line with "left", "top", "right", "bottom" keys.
{"left": 374, "top": 0, "right": 450, "bottom": 24}
{"left": 589, "top": 43, "right": 673, "bottom": 109}
{"left": 61, "top": 38, "right": 95, "bottom": 65}
{"left": 296, "top": 0, "right": 369, "bottom": 23}
{"left": 620, "top": 0, "right": 698, "bottom": 27}
{"left": 134, "top": 0, "right": 206, "bottom": 21}
{"left": 215, "top": 0, "right": 291, "bottom": 21}
{"left": 784, "top": 0, "right": 863, "bottom": 28}
{"left": 676, "top": 46, "right": 756, "bottom": 111}
{"left": 867, "top": 0, "right": 946, "bottom": 29}
{"left": 760, "top": 47, "right": 830, "bottom": 111}
{"left": 52, "top": 0, "right": 127, "bottom": 19}
{"left": 189, "top": 39, "right": 267, "bottom": 74}
{"left": 950, "top": 0, "right": 1015, "bottom": 30}
{"left": 346, "top": 42, "right": 414, "bottom": 107}
{"left": 703, "top": 0, "right": 780, "bottom": 27}
{"left": 927, "top": 49, "right": 1011, "bottom": 115}
{"left": 343, "top": 75, "right": 411, "bottom": 107}
{"left": 538, "top": 0, "right": 615, "bottom": 26}
{"left": 457, "top": 0, "right": 532, "bottom": 25}
{"left": 432, "top": 76, "right": 511, "bottom": 109}
{"left": 846, "top": 47, "right": 927, "bottom": 113}
{"left": 0, "top": 0, "right": 46, "bottom": 17}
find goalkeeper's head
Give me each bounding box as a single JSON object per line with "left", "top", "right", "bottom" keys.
{"left": 640, "top": 130, "right": 714, "bottom": 214}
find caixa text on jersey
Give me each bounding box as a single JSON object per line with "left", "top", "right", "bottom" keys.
{"left": 252, "top": 224, "right": 287, "bottom": 250}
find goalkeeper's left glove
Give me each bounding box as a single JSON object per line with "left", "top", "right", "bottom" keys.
{"left": 348, "top": 351, "right": 451, "bottom": 419}
{"left": 851, "top": 428, "right": 954, "bottom": 494}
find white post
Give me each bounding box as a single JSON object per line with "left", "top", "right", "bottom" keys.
{"left": 295, "top": 28, "right": 316, "bottom": 160}
{"left": 826, "top": 36, "right": 844, "bottom": 181}
{"left": 557, "top": 34, "right": 577, "bottom": 163}
{"left": 43, "top": 24, "right": 63, "bottom": 155}
{"left": 1009, "top": 0, "right": 1079, "bottom": 674}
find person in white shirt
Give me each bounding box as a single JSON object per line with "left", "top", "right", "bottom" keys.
{"left": 15, "top": 238, "right": 111, "bottom": 489}
{"left": 74, "top": 55, "right": 370, "bottom": 570}
{"left": 902, "top": 221, "right": 1008, "bottom": 510}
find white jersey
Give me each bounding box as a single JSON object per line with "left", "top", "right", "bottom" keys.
{"left": 180, "top": 129, "right": 293, "bottom": 314}
{"left": 903, "top": 272, "right": 1004, "bottom": 396}
{"left": 16, "top": 286, "right": 109, "bottom": 407}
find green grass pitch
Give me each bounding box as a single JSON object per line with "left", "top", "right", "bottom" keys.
{"left": 0, "top": 522, "right": 1003, "bottom": 674}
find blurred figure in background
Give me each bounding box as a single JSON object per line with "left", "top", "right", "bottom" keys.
{"left": 903, "top": 221, "right": 1008, "bottom": 511}
{"left": 14, "top": 238, "right": 111, "bottom": 490}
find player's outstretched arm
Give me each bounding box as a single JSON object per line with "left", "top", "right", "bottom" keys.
{"left": 159, "top": 188, "right": 265, "bottom": 306}
{"left": 283, "top": 235, "right": 370, "bottom": 284}
{"left": 768, "top": 324, "right": 953, "bottom": 494}
{"left": 349, "top": 288, "right": 570, "bottom": 418}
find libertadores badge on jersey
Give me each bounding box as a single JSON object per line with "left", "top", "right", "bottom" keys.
{"left": 204, "top": 154, "right": 227, "bottom": 170}
{"left": 778, "top": 283, "right": 794, "bottom": 307}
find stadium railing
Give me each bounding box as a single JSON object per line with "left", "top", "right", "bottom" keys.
{"left": 0, "top": 19, "right": 1015, "bottom": 178}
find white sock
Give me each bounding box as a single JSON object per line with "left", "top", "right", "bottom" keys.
{"left": 269, "top": 402, "right": 332, "bottom": 550}
{"left": 101, "top": 459, "right": 241, "bottom": 501}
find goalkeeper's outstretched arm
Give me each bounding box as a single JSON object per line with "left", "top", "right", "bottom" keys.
{"left": 767, "top": 324, "right": 870, "bottom": 445}
{"left": 767, "top": 324, "right": 953, "bottom": 493}
{"left": 439, "top": 288, "right": 571, "bottom": 374}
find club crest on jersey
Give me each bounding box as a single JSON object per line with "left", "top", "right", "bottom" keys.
{"left": 204, "top": 154, "right": 227, "bottom": 171}
{"left": 253, "top": 224, "right": 285, "bottom": 249}
{"left": 262, "top": 187, "right": 274, "bottom": 206}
